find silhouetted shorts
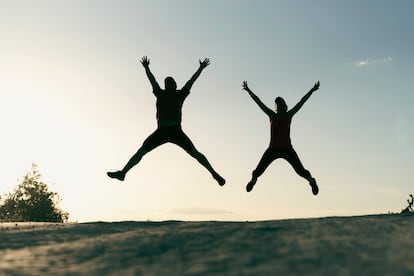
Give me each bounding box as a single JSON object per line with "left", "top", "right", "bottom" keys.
{"left": 253, "top": 147, "right": 311, "bottom": 179}
{"left": 142, "top": 126, "right": 197, "bottom": 153}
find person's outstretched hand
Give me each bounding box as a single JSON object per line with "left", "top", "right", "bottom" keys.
{"left": 310, "top": 81, "right": 320, "bottom": 93}
{"left": 199, "top": 58, "right": 210, "bottom": 69}
{"left": 242, "top": 80, "right": 250, "bottom": 92}
{"left": 140, "top": 56, "right": 150, "bottom": 68}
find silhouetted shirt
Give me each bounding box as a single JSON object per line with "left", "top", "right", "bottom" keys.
{"left": 154, "top": 89, "right": 190, "bottom": 126}
{"left": 269, "top": 115, "right": 292, "bottom": 149}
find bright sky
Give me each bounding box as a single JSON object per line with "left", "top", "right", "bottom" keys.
{"left": 1, "top": 1, "right": 413, "bottom": 222}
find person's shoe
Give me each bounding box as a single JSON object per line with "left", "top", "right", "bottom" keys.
{"left": 309, "top": 178, "right": 319, "bottom": 195}
{"left": 107, "top": 171, "right": 125, "bottom": 181}
{"left": 246, "top": 178, "right": 257, "bottom": 192}
{"left": 213, "top": 173, "right": 226, "bottom": 186}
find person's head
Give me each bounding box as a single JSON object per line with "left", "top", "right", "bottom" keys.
{"left": 275, "top": 97, "right": 288, "bottom": 113}
{"left": 164, "top": 77, "right": 177, "bottom": 91}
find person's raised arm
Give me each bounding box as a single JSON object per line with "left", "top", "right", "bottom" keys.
{"left": 140, "top": 56, "right": 161, "bottom": 93}
{"left": 289, "top": 81, "right": 320, "bottom": 116}
{"left": 242, "top": 81, "right": 274, "bottom": 118}
{"left": 182, "top": 58, "right": 210, "bottom": 91}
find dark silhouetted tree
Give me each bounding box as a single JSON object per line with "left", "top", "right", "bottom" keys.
{"left": 401, "top": 194, "right": 413, "bottom": 215}
{"left": 0, "top": 163, "right": 69, "bottom": 222}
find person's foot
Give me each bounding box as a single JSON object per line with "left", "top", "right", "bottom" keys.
{"left": 246, "top": 177, "right": 257, "bottom": 192}
{"left": 107, "top": 171, "right": 125, "bottom": 181}
{"left": 309, "top": 177, "right": 319, "bottom": 195}
{"left": 213, "top": 173, "right": 226, "bottom": 186}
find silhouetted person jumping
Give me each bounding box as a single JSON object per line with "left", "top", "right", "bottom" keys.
{"left": 242, "top": 80, "right": 319, "bottom": 195}
{"left": 107, "top": 56, "right": 225, "bottom": 186}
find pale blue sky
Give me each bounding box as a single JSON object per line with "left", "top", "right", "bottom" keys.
{"left": 1, "top": 1, "right": 413, "bottom": 222}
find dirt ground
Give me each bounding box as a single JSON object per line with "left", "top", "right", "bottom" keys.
{"left": 1, "top": 214, "right": 413, "bottom": 275}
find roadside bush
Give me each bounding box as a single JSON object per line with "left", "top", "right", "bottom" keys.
{"left": 400, "top": 194, "right": 413, "bottom": 215}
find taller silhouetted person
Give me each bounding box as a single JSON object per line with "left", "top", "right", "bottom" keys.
{"left": 242, "top": 80, "right": 319, "bottom": 195}
{"left": 107, "top": 56, "right": 225, "bottom": 186}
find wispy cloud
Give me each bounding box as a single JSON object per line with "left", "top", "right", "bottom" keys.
{"left": 356, "top": 60, "right": 369, "bottom": 67}
{"left": 382, "top": 56, "right": 393, "bottom": 63}
{"left": 355, "top": 57, "right": 393, "bottom": 68}
{"left": 173, "top": 207, "right": 234, "bottom": 216}
{"left": 375, "top": 186, "right": 404, "bottom": 197}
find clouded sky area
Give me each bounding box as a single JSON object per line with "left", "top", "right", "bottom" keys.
{"left": 1, "top": 1, "right": 413, "bottom": 222}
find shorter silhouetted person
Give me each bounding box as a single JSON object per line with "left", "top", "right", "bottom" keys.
{"left": 242, "top": 80, "right": 319, "bottom": 195}
{"left": 107, "top": 56, "right": 225, "bottom": 186}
